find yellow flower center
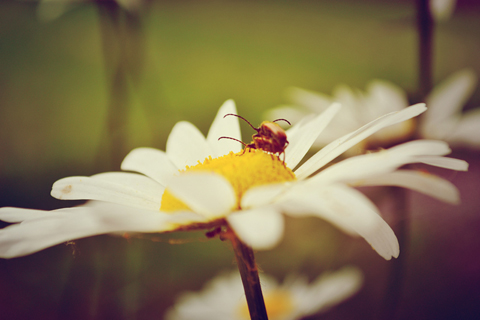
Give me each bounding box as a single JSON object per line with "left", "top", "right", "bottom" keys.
{"left": 238, "top": 289, "right": 295, "bottom": 320}
{"left": 160, "top": 149, "right": 296, "bottom": 212}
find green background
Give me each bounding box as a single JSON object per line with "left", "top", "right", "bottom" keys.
{"left": 1, "top": 0, "right": 479, "bottom": 319}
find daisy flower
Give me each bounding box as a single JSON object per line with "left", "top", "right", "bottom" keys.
{"left": 268, "top": 69, "right": 480, "bottom": 151}
{"left": 165, "top": 267, "right": 363, "bottom": 320}
{"left": 0, "top": 100, "right": 467, "bottom": 260}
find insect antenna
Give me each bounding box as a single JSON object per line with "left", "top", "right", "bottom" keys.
{"left": 223, "top": 113, "right": 259, "bottom": 131}
{"left": 272, "top": 118, "right": 291, "bottom": 126}
{"left": 218, "top": 136, "right": 249, "bottom": 147}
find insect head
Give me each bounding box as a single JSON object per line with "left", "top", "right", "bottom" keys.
{"left": 218, "top": 114, "right": 291, "bottom": 161}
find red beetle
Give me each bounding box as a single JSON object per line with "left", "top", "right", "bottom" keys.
{"left": 218, "top": 114, "right": 291, "bottom": 161}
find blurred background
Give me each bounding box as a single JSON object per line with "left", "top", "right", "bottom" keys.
{"left": 0, "top": 0, "right": 479, "bottom": 319}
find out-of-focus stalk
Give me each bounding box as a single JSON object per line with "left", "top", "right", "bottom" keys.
{"left": 96, "top": 0, "right": 145, "bottom": 170}
{"left": 380, "top": 187, "right": 409, "bottom": 320}
{"left": 416, "top": 0, "right": 434, "bottom": 98}
{"left": 224, "top": 227, "right": 269, "bottom": 320}
{"left": 380, "top": 3, "right": 434, "bottom": 319}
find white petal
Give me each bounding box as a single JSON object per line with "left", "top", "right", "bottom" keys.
{"left": 416, "top": 156, "right": 469, "bottom": 171}
{"left": 121, "top": 147, "right": 178, "bottom": 186}
{"left": 357, "top": 170, "right": 461, "bottom": 204}
{"left": 422, "top": 69, "right": 477, "bottom": 137}
{"left": 166, "top": 121, "right": 212, "bottom": 169}
{"left": 285, "top": 103, "right": 341, "bottom": 170}
{"left": 295, "top": 103, "right": 427, "bottom": 179}
{"left": 430, "top": 0, "right": 457, "bottom": 21}
{"left": 264, "top": 105, "right": 310, "bottom": 127}
{"left": 287, "top": 86, "right": 333, "bottom": 113}
{"left": 365, "top": 80, "right": 408, "bottom": 114}
{"left": 165, "top": 271, "right": 247, "bottom": 320}
{"left": 428, "top": 69, "right": 477, "bottom": 119}
{"left": 0, "top": 201, "right": 203, "bottom": 259}
{"left": 387, "top": 139, "right": 451, "bottom": 155}
{"left": 0, "top": 207, "right": 50, "bottom": 223}
{"left": 51, "top": 174, "right": 162, "bottom": 211}
{"left": 297, "top": 267, "right": 363, "bottom": 315}
{"left": 421, "top": 115, "right": 460, "bottom": 141}
{"left": 92, "top": 172, "right": 165, "bottom": 200}
{"left": 280, "top": 184, "right": 399, "bottom": 260}
{"left": 310, "top": 140, "right": 456, "bottom": 184}
{"left": 448, "top": 108, "right": 480, "bottom": 147}
{"left": 241, "top": 182, "right": 292, "bottom": 209}
{"left": 227, "top": 207, "right": 284, "bottom": 250}
{"left": 206, "top": 100, "right": 242, "bottom": 157}
{"left": 330, "top": 85, "right": 364, "bottom": 130}
{"left": 284, "top": 113, "right": 315, "bottom": 138}
{"left": 167, "top": 173, "right": 236, "bottom": 219}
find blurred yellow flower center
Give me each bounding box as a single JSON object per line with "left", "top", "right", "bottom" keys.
{"left": 238, "top": 289, "right": 295, "bottom": 320}
{"left": 160, "top": 149, "right": 296, "bottom": 212}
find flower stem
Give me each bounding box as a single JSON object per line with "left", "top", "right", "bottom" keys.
{"left": 96, "top": 1, "right": 145, "bottom": 170}
{"left": 226, "top": 228, "right": 269, "bottom": 320}
{"left": 380, "top": 187, "right": 409, "bottom": 320}
{"left": 416, "top": 0, "right": 434, "bottom": 98}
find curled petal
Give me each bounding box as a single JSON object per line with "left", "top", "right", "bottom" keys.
{"left": 167, "top": 173, "right": 236, "bottom": 219}
{"left": 280, "top": 183, "right": 399, "bottom": 260}
{"left": 311, "top": 140, "right": 456, "bottom": 185}
{"left": 241, "top": 183, "right": 292, "bottom": 209}
{"left": 0, "top": 201, "right": 204, "bottom": 259}
{"left": 356, "top": 170, "right": 461, "bottom": 204}
{"left": 91, "top": 172, "right": 165, "bottom": 199}
{"left": 227, "top": 207, "right": 284, "bottom": 250}
{"left": 51, "top": 174, "right": 163, "bottom": 211}
{"left": 121, "top": 147, "right": 178, "bottom": 186}
{"left": 285, "top": 103, "right": 341, "bottom": 170}
{"left": 388, "top": 139, "right": 451, "bottom": 156}
{"left": 417, "top": 156, "right": 468, "bottom": 171}
{"left": 295, "top": 103, "right": 427, "bottom": 179}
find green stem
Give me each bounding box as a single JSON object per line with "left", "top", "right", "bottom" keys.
{"left": 227, "top": 228, "right": 268, "bottom": 320}
{"left": 96, "top": 1, "right": 128, "bottom": 170}
{"left": 96, "top": 1, "right": 145, "bottom": 170}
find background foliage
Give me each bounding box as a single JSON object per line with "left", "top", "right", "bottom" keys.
{"left": 0, "top": 0, "right": 479, "bottom": 319}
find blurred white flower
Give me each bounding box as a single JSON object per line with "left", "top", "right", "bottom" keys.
{"left": 0, "top": 100, "right": 467, "bottom": 260}
{"left": 165, "top": 267, "right": 363, "bottom": 320}
{"left": 268, "top": 81, "right": 413, "bottom": 154}
{"left": 36, "top": 0, "right": 144, "bottom": 22}
{"left": 268, "top": 69, "right": 479, "bottom": 150}
{"left": 430, "top": 0, "right": 457, "bottom": 22}
{"left": 421, "top": 69, "right": 480, "bottom": 148}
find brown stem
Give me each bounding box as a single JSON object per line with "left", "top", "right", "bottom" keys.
{"left": 416, "top": 0, "right": 434, "bottom": 99}
{"left": 224, "top": 228, "right": 268, "bottom": 320}
{"left": 380, "top": 187, "right": 409, "bottom": 320}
